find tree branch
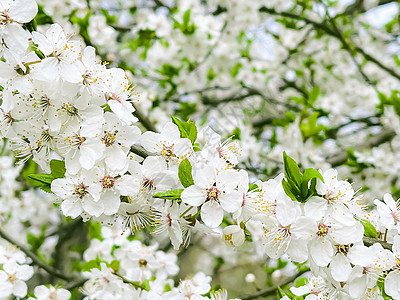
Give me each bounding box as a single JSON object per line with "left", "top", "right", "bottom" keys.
{"left": 0, "top": 228, "right": 74, "bottom": 282}
{"left": 133, "top": 104, "right": 157, "bottom": 132}
{"left": 130, "top": 144, "right": 156, "bottom": 158}
{"left": 327, "top": 129, "right": 396, "bottom": 166}
{"left": 241, "top": 268, "right": 309, "bottom": 300}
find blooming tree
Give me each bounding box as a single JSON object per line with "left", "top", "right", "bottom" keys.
{"left": 0, "top": 0, "right": 400, "bottom": 299}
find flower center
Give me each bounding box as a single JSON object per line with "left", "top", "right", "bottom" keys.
{"left": 160, "top": 144, "right": 175, "bottom": 161}
{"left": 61, "top": 103, "right": 78, "bottom": 116}
{"left": 207, "top": 186, "right": 220, "bottom": 202}
{"left": 74, "top": 182, "right": 89, "bottom": 199}
{"left": 336, "top": 244, "right": 350, "bottom": 255}
{"left": 66, "top": 134, "right": 86, "bottom": 148}
{"left": 316, "top": 223, "right": 329, "bottom": 237}
{"left": 100, "top": 175, "right": 115, "bottom": 189}
{"left": 139, "top": 259, "right": 147, "bottom": 267}
{"left": 102, "top": 131, "right": 117, "bottom": 147}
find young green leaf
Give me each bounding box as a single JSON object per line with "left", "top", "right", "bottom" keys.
{"left": 283, "top": 151, "right": 302, "bottom": 187}
{"left": 171, "top": 115, "right": 197, "bottom": 144}
{"left": 28, "top": 173, "right": 55, "bottom": 184}
{"left": 153, "top": 189, "right": 184, "bottom": 200}
{"left": 178, "top": 159, "right": 194, "bottom": 188}
{"left": 359, "top": 218, "right": 378, "bottom": 238}
{"left": 50, "top": 159, "right": 66, "bottom": 178}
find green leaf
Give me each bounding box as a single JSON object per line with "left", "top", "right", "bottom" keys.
{"left": 109, "top": 260, "right": 120, "bottom": 272}
{"left": 28, "top": 173, "right": 55, "bottom": 184}
{"left": 27, "top": 231, "right": 45, "bottom": 253}
{"left": 303, "top": 168, "right": 324, "bottom": 183}
{"left": 88, "top": 222, "right": 104, "bottom": 241}
{"left": 178, "top": 159, "right": 194, "bottom": 188}
{"left": 153, "top": 189, "right": 184, "bottom": 200}
{"left": 50, "top": 159, "right": 66, "bottom": 178}
{"left": 283, "top": 152, "right": 302, "bottom": 187}
{"left": 171, "top": 115, "right": 197, "bottom": 144}
{"left": 308, "top": 86, "right": 320, "bottom": 105}
{"left": 282, "top": 179, "right": 298, "bottom": 202}
{"left": 359, "top": 218, "right": 378, "bottom": 238}
{"left": 183, "top": 9, "right": 191, "bottom": 26}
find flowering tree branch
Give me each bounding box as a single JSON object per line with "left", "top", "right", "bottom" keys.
{"left": 0, "top": 228, "right": 76, "bottom": 282}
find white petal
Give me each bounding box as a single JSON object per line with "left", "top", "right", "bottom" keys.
{"left": 201, "top": 201, "right": 223, "bottom": 228}
{"left": 181, "top": 185, "right": 206, "bottom": 206}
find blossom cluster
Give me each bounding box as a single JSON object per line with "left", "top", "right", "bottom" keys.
{"left": 2, "top": 0, "right": 400, "bottom": 299}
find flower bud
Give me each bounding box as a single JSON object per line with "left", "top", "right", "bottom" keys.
{"left": 222, "top": 225, "right": 245, "bottom": 247}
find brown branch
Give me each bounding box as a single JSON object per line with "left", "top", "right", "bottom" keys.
{"left": 133, "top": 104, "right": 157, "bottom": 132}
{"left": 327, "top": 129, "right": 396, "bottom": 166}
{"left": 0, "top": 228, "right": 74, "bottom": 282}
{"left": 241, "top": 268, "right": 310, "bottom": 300}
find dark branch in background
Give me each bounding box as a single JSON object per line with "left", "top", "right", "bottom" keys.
{"left": 259, "top": 6, "right": 400, "bottom": 82}
{"left": 327, "top": 129, "right": 396, "bottom": 166}
{"left": 363, "top": 236, "right": 392, "bottom": 250}
{"left": 337, "top": 0, "right": 397, "bottom": 17}
{"left": 130, "top": 145, "right": 156, "bottom": 158}
{"left": 133, "top": 104, "right": 157, "bottom": 132}
{"left": 241, "top": 268, "right": 310, "bottom": 300}
{"left": 0, "top": 228, "right": 75, "bottom": 282}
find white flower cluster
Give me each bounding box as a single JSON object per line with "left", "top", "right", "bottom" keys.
{"left": 0, "top": 243, "right": 33, "bottom": 298}
{"left": 81, "top": 227, "right": 234, "bottom": 299}
{"left": 3, "top": 0, "right": 400, "bottom": 299}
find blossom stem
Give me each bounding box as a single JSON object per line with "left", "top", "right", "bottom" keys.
{"left": 179, "top": 206, "right": 193, "bottom": 218}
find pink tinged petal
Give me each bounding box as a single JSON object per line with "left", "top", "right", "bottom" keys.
{"left": 310, "top": 238, "right": 333, "bottom": 267}
{"left": 201, "top": 201, "right": 223, "bottom": 228}
{"left": 12, "top": 280, "right": 27, "bottom": 297}
{"left": 9, "top": 0, "right": 38, "bottom": 23}
{"left": 82, "top": 198, "right": 104, "bottom": 217}
{"left": 161, "top": 122, "right": 180, "bottom": 142}
{"left": 330, "top": 254, "right": 352, "bottom": 282}
{"left": 16, "top": 265, "right": 33, "bottom": 281}
{"left": 219, "top": 190, "right": 242, "bottom": 213}
{"left": 181, "top": 185, "right": 206, "bottom": 206}
{"left": 304, "top": 196, "right": 327, "bottom": 220}
{"left": 286, "top": 238, "right": 308, "bottom": 263}
{"left": 61, "top": 198, "right": 83, "bottom": 218}
{"left": 141, "top": 131, "right": 163, "bottom": 152}
{"left": 217, "top": 169, "right": 239, "bottom": 191}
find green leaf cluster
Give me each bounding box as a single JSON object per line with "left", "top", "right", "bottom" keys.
{"left": 173, "top": 9, "right": 196, "bottom": 35}
{"left": 282, "top": 152, "right": 323, "bottom": 202}
{"left": 27, "top": 159, "right": 66, "bottom": 193}
{"left": 171, "top": 115, "right": 197, "bottom": 145}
